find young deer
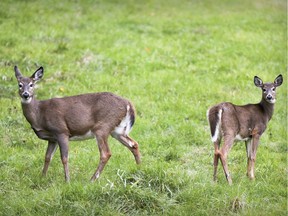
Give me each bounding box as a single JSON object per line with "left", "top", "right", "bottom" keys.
{"left": 14, "top": 66, "right": 141, "bottom": 182}
{"left": 207, "top": 74, "right": 283, "bottom": 184}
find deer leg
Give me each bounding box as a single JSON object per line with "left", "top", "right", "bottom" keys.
{"left": 112, "top": 133, "right": 141, "bottom": 164}
{"left": 42, "top": 141, "right": 58, "bottom": 176}
{"left": 219, "top": 136, "right": 234, "bottom": 185}
{"left": 57, "top": 134, "right": 70, "bottom": 182}
{"left": 245, "top": 139, "right": 252, "bottom": 177}
{"left": 213, "top": 139, "right": 221, "bottom": 182}
{"left": 247, "top": 135, "right": 260, "bottom": 180}
{"left": 90, "top": 134, "right": 111, "bottom": 182}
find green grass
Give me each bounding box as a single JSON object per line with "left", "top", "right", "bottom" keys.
{"left": 0, "top": 0, "right": 287, "bottom": 215}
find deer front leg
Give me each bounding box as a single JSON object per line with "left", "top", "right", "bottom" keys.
{"left": 90, "top": 134, "right": 111, "bottom": 182}
{"left": 57, "top": 134, "right": 70, "bottom": 182}
{"left": 245, "top": 139, "right": 252, "bottom": 177}
{"left": 247, "top": 134, "right": 260, "bottom": 180}
{"left": 42, "top": 141, "right": 58, "bottom": 176}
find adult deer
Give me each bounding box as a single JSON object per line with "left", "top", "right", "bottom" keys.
{"left": 207, "top": 74, "right": 283, "bottom": 184}
{"left": 14, "top": 66, "right": 141, "bottom": 182}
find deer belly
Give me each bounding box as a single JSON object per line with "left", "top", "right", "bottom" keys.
{"left": 235, "top": 134, "right": 250, "bottom": 141}
{"left": 69, "top": 130, "right": 95, "bottom": 141}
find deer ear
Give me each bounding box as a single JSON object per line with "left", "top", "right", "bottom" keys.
{"left": 254, "top": 76, "right": 263, "bottom": 87}
{"left": 32, "top": 66, "right": 44, "bottom": 82}
{"left": 274, "top": 74, "right": 283, "bottom": 87}
{"left": 14, "top": 66, "right": 22, "bottom": 80}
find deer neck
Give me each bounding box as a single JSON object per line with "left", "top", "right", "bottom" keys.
{"left": 21, "top": 97, "right": 40, "bottom": 127}
{"left": 259, "top": 99, "right": 274, "bottom": 121}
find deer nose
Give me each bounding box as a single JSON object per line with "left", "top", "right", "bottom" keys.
{"left": 266, "top": 94, "right": 272, "bottom": 100}
{"left": 22, "top": 92, "right": 30, "bottom": 99}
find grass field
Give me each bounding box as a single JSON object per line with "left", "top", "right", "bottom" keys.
{"left": 0, "top": 0, "right": 287, "bottom": 215}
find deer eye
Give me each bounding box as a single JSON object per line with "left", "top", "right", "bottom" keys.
{"left": 19, "top": 83, "right": 23, "bottom": 88}
{"left": 29, "top": 83, "right": 34, "bottom": 88}
{"left": 262, "top": 88, "right": 267, "bottom": 93}
{"left": 272, "top": 87, "right": 275, "bottom": 92}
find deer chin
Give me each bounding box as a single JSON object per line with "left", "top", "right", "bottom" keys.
{"left": 266, "top": 98, "right": 276, "bottom": 104}
{"left": 21, "top": 97, "right": 32, "bottom": 104}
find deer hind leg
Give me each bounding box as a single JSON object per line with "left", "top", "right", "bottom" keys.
{"left": 42, "top": 141, "right": 58, "bottom": 176}
{"left": 112, "top": 133, "right": 141, "bottom": 164}
{"left": 219, "top": 136, "right": 234, "bottom": 185}
{"left": 90, "top": 132, "right": 111, "bottom": 182}
{"left": 213, "top": 139, "right": 221, "bottom": 182}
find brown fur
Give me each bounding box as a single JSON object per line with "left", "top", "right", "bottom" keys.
{"left": 207, "top": 75, "right": 283, "bottom": 184}
{"left": 14, "top": 66, "right": 141, "bottom": 182}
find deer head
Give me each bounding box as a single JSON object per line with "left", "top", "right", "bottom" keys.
{"left": 14, "top": 66, "right": 44, "bottom": 104}
{"left": 254, "top": 74, "right": 283, "bottom": 104}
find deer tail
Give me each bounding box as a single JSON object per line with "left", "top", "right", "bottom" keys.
{"left": 128, "top": 103, "right": 136, "bottom": 129}
{"left": 207, "top": 105, "right": 223, "bottom": 142}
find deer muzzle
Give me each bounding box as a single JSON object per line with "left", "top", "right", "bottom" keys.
{"left": 265, "top": 94, "right": 275, "bottom": 104}
{"left": 22, "top": 92, "right": 30, "bottom": 99}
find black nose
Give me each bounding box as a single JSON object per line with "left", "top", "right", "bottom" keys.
{"left": 23, "top": 92, "right": 30, "bottom": 99}
{"left": 267, "top": 95, "right": 272, "bottom": 100}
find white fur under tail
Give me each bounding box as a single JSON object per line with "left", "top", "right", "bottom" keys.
{"left": 113, "top": 105, "right": 132, "bottom": 136}
{"left": 211, "top": 109, "right": 222, "bottom": 142}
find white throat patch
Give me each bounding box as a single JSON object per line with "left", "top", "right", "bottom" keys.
{"left": 21, "top": 97, "right": 32, "bottom": 104}
{"left": 266, "top": 98, "right": 276, "bottom": 104}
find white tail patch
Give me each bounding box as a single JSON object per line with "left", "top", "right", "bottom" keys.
{"left": 211, "top": 109, "right": 222, "bottom": 142}
{"left": 113, "top": 105, "right": 132, "bottom": 136}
